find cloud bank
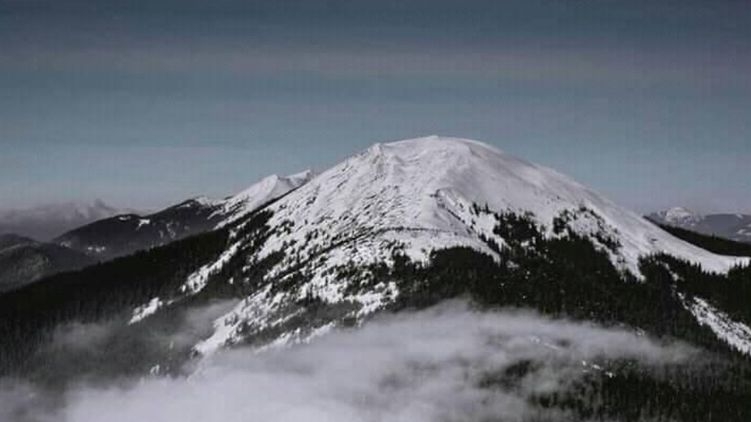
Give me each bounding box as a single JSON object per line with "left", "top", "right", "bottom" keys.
{"left": 0, "top": 301, "right": 698, "bottom": 422}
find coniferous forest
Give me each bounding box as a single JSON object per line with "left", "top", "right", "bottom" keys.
{"left": 1, "top": 207, "right": 750, "bottom": 421}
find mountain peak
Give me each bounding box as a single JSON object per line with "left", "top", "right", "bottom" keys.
{"left": 242, "top": 136, "right": 745, "bottom": 284}
{"left": 216, "top": 170, "right": 315, "bottom": 226}
{"left": 185, "top": 135, "right": 748, "bottom": 355}
{"left": 380, "top": 135, "right": 504, "bottom": 156}
{"left": 663, "top": 207, "right": 701, "bottom": 223}
{"left": 287, "top": 169, "right": 315, "bottom": 184}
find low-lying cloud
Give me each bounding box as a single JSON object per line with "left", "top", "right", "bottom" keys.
{"left": 15, "top": 299, "right": 238, "bottom": 387}
{"left": 2, "top": 301, "right": 697, "bottom": 422}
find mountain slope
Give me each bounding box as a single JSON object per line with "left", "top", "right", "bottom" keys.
{"left": 0, "top": 233, "right": 36, "bottom": 250}
{"left": 214, "top": 170, "right": 315, "bottom": 227}
{"left": 252, "top": 136, "right": 741, "bottom": 276}
{"left": 54, "top": 198, "right": 224, "bottom": 260}
{"left": 151, "top": 136, "right": 746, "bottom": 356}
{"left": 0, "top": 235, "right": 94, "bottom": 292}
{"left": 648, "top": 207, "right": 751, "bottom": 243}
{"left": 2, "top": 136, "right": 750, "bottom": 395}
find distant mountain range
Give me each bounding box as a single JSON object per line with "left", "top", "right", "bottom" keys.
{"left": 0, "top": 199, "right": 129, "bottom": 241}
{"left": 54, "top": 170, "right": 314, "bottom": 261}
{"left": 0, "top": 171, "right": 314, "bottom": 291}
{"left": 647, "top": 207, "right": 751, "bottom": 244}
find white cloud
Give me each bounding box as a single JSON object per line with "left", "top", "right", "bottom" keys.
{"left": 40, "top": 302, "right": 696, "bottom": 422}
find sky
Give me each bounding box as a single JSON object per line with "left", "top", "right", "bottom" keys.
{"left": 0, "top": 0, "right": 749, "bottom": 213}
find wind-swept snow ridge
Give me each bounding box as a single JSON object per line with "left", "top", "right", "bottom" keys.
{"left": 215, "top": 170, "right": 315, "bottom": 226}
{"left": 682, "top": 295, "right": 751, "bottom": 356}
{"left": 258, "top": 136, "right": 745, "bottom": 277}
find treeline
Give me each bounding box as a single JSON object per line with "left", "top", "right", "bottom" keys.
{"left": 656, "top": 254, "right": 751, "bottom": 326}
{"left": 0, "top": 227, "right": 230, "bottom": 376}
{"left": 537, "top": 358, "right": 751, "bottom": 421}
{"left": 338, "top": 208, "right": 751, "bottom": 421}
{"left": 379, "top": 211, "right": 733, "bottom": 353}
{"left": 0, "top": 209, "right": 281, "bottom": 381}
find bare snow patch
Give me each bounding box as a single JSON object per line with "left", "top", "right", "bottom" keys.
{"left": 682, "top": 294, "right": 751, "bottom": 356}
{"left": 180, "top": 241, "right": 242, "bottom": 295}
{"left": 129, "top": 297, "right": 164, "bottom": 325}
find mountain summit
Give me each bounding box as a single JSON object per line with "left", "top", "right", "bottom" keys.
{"left": 214, "top": 169, "right": 316, "bottom": 227}
{"left": 252, "top": 136, "right": 740, "bottom": 276}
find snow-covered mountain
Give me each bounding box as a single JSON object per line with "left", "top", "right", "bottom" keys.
{"left": 119, "top": 136, "right": 748, "bottom": 356}
{"left": 3, "top": 136, "right": 751, "bottom": 422}
{"left": 3, "top": 136, "right": 751, "bottom": 394}
{"left": 214, "top": 170, "right": 316, "bottom": 227}
{"left": 253, "top": 137, "right": 739, "bottom": 276}
{"left": 0, "top": 199, "right": 127, "bottom": 240}
{"left": 55, "top": 170, "right": 315, "bottom": 260}
{"left": 648, "top": 207, "right": 751, "bottom": 243}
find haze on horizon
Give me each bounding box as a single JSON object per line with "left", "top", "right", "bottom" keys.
{"left": 1, "top": 0, "right": 749, "bottom": 214}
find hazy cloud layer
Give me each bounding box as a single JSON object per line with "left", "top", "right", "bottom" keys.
{"left": 0, "top": 200, "right": 128, "bottom": 241}
{"left": 17, "top": 300, "right": 238, "bottom": 388}
{"left": 0, "top": 302, "right": 697, "bottom": 422}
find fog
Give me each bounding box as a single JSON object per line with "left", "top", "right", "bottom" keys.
{"left": 1, "top": 301, "right": 697, "bottom": 422}
{"left": 14, "top": 300, "right": 238, "bottom": 387}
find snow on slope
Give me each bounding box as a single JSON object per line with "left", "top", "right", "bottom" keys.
{"left": 681, "top": 294, "right": 751, "bottom": 356}
{"left": 255, "top": 136, "right": 744, "bottom": 276}
{"left": 191, "top": 136, "right": 748, "bottom": 355}
{"left": 214, "top": 170, "right": 315, "bottom": 226}
{"left": 126, "top": 171, "right": 313, "bottom": 325}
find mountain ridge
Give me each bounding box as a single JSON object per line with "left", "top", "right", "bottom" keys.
{"left": 53, "top": 170, "right": 315, "bottom": 261}
{"left": 0, "top": 199, "right": 130, "bottom": 240}
{"left": 0, "top": 236, "right": 94, "bottom": 292}
{"left": 648, "top": 207, "right": 751, "bottom": 244}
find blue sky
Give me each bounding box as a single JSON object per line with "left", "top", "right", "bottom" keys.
{"left": 1, "top": 0, "right": 749, "bottom": 213}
